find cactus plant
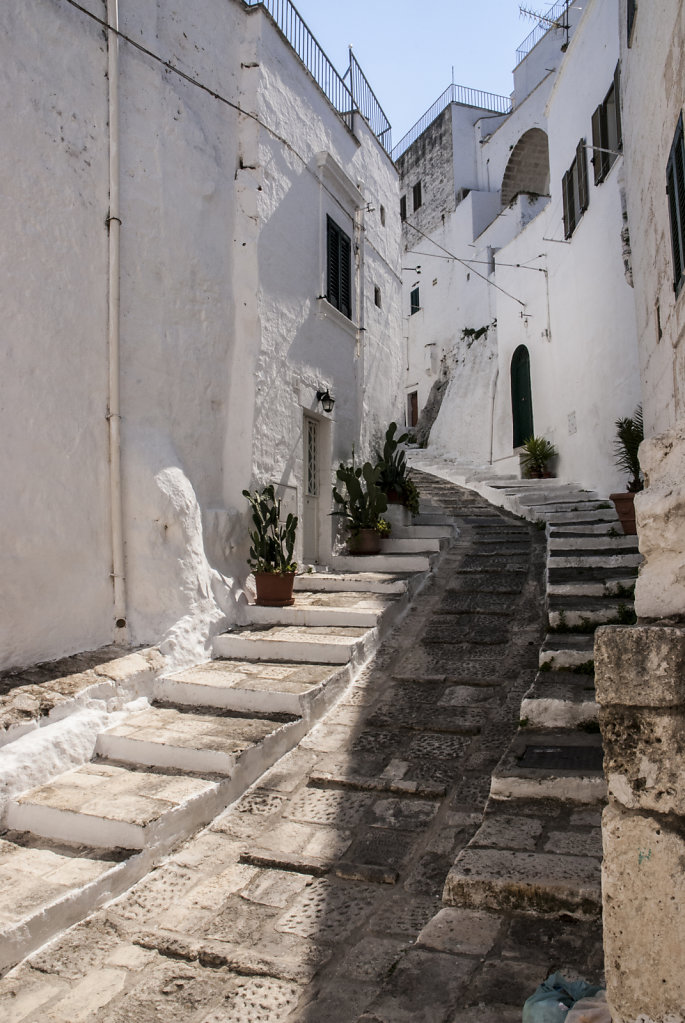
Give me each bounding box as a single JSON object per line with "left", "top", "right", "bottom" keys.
{"left": 332, "top": 462, "right": 388, "bottom": 536}
{"left": 242, "top": 485, "right": 298, "bottom": 574}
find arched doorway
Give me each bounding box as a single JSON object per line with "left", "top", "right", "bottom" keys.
{"left": 511, "top": 345, "right": 534, "bottom": 447}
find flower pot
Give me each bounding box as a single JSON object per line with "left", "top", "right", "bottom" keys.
{"left": 348, "top": 528, "right": 382, "bottom": 556}
{"left": 254, "top": 571, "right": 295, "bottom": 606}
{"left": 385, "top": 488, "right": 404, "bottom": 504}
{"left": 610, "top": 492, "right": 637, "bottom": 535}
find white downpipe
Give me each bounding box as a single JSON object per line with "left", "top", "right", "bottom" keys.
{"left": 489, "top": 365, "right": 499, "bottom": 466}
{"left": 107, "top": 0, "right": 127, "bottom": 637}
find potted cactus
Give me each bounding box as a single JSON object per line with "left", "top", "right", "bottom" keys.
{"left": 332, "top": 462, "right": 389, "bottom": 555}
{"left": 242, "top": 485, "right": 298, "bottom": 605}
{"left": 374, "top": 422, "right": 420, "bottom": 516}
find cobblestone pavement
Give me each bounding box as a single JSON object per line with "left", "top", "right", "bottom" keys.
{"left": 0, "top": 483, "right": 605, "bottom": 1022}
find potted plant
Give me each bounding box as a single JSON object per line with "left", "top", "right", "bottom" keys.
{"left": 332, "top": 461, "right": 389, "bottom": 555}
{"left": 610, "top": 405, "right": 643, "bottom": 535}
{"left": 242, "top": 485, "right": 298, "bottom": 606}
{"left": 521, "top": 435, "right": 557, "bottom": 479}
{"left": 375, "top": 422, "right": 421, "bottom": 516}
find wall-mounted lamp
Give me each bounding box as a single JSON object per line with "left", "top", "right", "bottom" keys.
{"left": 316, "top": 389, "right": 335, "bottom": 414}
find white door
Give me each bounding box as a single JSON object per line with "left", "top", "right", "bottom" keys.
{"left": 303, "top": 416, "right": 319, "bottom": 563}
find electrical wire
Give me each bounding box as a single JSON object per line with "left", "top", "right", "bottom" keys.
{"left": 406, "top": 250, "right": 548, "bottom": 273}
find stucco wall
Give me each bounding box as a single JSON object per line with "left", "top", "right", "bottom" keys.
{"left": 1, "top": 0, "right": 402, "bottom": 671}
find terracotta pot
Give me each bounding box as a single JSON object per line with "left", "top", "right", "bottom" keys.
{"left": 348, "top": 528, "right": 381, "bottom": 556}
{"left": 385, "top": 488, "right": 404, "bottom": 504}
{"left": 610, "top": 491, "right": 637, "bottom": 535}
{"left": 254, "top": 571, "right": 295, "bottom": 607}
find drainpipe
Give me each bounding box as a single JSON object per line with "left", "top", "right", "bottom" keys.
{"left": 354, "top": 204, "right": 365, "bottom": 452}
{"left": 489, "top": 366, "right": 499, "bottom": 465}
{"left": 106, "top": 0, "right": 127, "bottom": 638}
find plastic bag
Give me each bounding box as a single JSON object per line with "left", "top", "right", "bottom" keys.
{"left": 566, "top": 990, "right": 611, "bottom": 1023}
{"left": 522, "top": 973, "right": 604, "bottom": 1023}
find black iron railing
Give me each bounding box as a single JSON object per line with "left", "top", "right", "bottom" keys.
{"left": 244, "top": 0, "right": 391, "bottom": 153}
{"left": 392, "top": 83, "right": 511, "bottom": 162}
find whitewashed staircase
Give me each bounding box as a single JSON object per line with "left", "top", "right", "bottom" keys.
{"left": 0, "top": 509, "right": 454, "bottom": 974}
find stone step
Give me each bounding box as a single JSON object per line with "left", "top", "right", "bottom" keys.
{"left": 548, "top": 565, "right": 638, "bottom": 586}
{"left": 380, "top": 537, "right": 442, "bottom": 554}
{"left": 540, "top": 632, "right": 595, "bottom": 668}
{"left": 443, "top": 798, "right": 602, "bottom": 919}
{"left": 490, "top": 730, "right": 606, "bottom": 803}
{"left": 6, "top": 760, "right": 220, "bottom": 850}
{"left": 293, "top": 572, "right": 408, "bottom": 594}
{"left": 390, "top": 524, "right": 455, "bottom": 539}
{"left": 514, "top": 491, "right": 601, "bottom": 508}
{"left": 412, "top": 513, "right": 456, "bottom": 526}
{"left": 548, "top": 535, "right": 639, "bottom": 552}
{"left": 544, "top": 509, "right": 618, "bottom": 524}
{"left": 241, "top": 589, "right": 394, "bottom": 629}
{"left": 155, "top": 660, "right": 342, "bottom": 716}
{"left": 547, "top": 578, "right": 637, "bottom": 598}
{"left": 212, "top": 624, "right": 374, "bottom": 665}
{"left": 0, "top": 832, "right": 138, "bottom": 975}
{"left": 520, "top": 670, "right": 598, "bottom": 728}
{"left": 547, "top": 598, "right": 633, "bottom": 628}
{"left": 549, "top": 522, "right": 624, "bottom": 536}
{"left": 485, "top": 478, "right": 572, "bottom": 490}
{"left": 330, "top": 553, "right": 434, "bottom": 573}
{"left": 547, "top": 552, "right": 642, "bottom": 570}
{"left": 95, "top": 704, "right": 299, "bottom": 776}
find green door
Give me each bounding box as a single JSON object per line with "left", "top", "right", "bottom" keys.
{"left": 511, "top": 345, "right": 534, "bottom": 448}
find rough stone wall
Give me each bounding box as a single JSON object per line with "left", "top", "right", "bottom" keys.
{"left": 397, "top": 106, "right": 455, "bottom": 244}
{"left": 596, "top": 625, "right": 685, "bottom": 1023}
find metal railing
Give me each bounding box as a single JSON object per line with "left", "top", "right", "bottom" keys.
{"left": 243, "top": 0, "right": 392, "bottom": 153}
{"left": 515, "top": 0, "right": 569, "bottom": 64}
{"left": 392, "top": 83, "right": 512, "bottom": 162}
{"left": 344, "top": 49, "right": 392, "bottom": 153}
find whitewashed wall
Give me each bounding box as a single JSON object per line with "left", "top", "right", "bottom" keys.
{"left": 0, "top": 0, "right": 402, "bottom": 671}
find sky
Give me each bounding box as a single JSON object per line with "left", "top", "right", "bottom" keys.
{"left": 289, "top": 1, "right": 543, "bottom": 145}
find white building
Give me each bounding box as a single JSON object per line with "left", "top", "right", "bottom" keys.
{"left": 0, "top": 0, "right": 402, "bottom": 672}
{"left": 397, "top": 0, "right": 642, "bottom": 496}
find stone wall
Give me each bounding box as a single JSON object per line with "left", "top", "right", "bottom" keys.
{"left": 596, "top": 625, "right": 685, "bottom": 1023}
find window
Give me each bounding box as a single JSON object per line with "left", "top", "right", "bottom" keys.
{"left": 407, "top": 391, "right": 418, "bottom": 428}
{"left": 413, "top": 181, "right": 422, "bottom": 211}
{"left": 591, "top": 66, "right": 622, "bottom": 184}
{"left": 410, "top": 287, "right": 420, "bottom": 315}
{"left": 562, "top": 140, "right": 589, "bottom": 238}
{"left": 627, "top": 0, "right": 637, "bottom": 45}
{"left": 326, "top": 215, "right": 352, "bottom": 318}
{"left": 374, "top": 285, "right": 382, "bottom": 308}
{"left": 667, "top": 113, "right": 685, "bottom": 296}
{"left": 400, "top": 195, "right": 407, "bottom": 221}
{"left": 380, "top": 204, "right": 386, "bottom": 226}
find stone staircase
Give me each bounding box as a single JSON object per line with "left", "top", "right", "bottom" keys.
{"left": 408, "top": 453, "right": 641, "bottom": 927}
{"left": 0, "top": 508, "right": 453, "bottom": 975}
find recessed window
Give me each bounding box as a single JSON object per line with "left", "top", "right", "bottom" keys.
{"left": 562, "top": 140, "right": 589, "bottom": 238}
{"left": 591, "top": 65, "right": 622, "bottom": 185}
{"left": 410, "top": 287, "right": 420, "bottom": 315}
{"left": 407, "top": 391, "right": 418, "bottom": 427}
{"left": 400, "top": 195, "right": 407, "bottom": 221}
{"left": 666, "top": 113, "right": 685, "bottom": 296}
{"left": 374, "top": 285, "right": 382, "bottom": 308}
{"left": 413, "top": 181, "right": 422, "bottom": 211}
{"left": 326, "top": 215, "right": 352, "bottom": 318}
{"left": 380, "top": 204, "right": 386, "bottom": 226}
{"left": 627, "top": 0, "right": 637, "bottom": 45}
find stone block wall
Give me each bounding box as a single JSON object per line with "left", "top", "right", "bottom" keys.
{"left": 595, "top": 624, "right": 685, "bottom": 1023}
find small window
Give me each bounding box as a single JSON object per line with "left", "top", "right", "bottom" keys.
{"left": 627, "top": 0, "right": 637, "bottom": 45}
{"left": 400, "top": 195, "right": 407, "bottom": 221}
{"left": 591, "top": 65, "right": 622, "bottom": 185}
{"left": 413, "top": 181, "right": 422, "bottom": 211}
{"left": 326, "top": 215, "right": 352, "bottom": 318}
{"left": 374, "top": 285, "right": 382, "bottom": 308}
{"left": 410, "top": 287, "right": 420, "bottom": 315}
{"left": 562, "top": 139, "right": 589, "bottom": 239}
{"left": 380, "top": 204, "right": 386, "bottom": 226}
{"left": 666, "top": 113, "right": 685, "bottom": 296}
{"left": 407, "top": 391, "right": 418, "bottom": 428}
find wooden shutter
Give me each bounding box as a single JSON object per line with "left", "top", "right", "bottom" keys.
{"left": 562, "top": 170, "right": 571, "bottom": 238}
{"left": 577, "top": 139, "right": 589, "bottom": 212}
{"left": 591, "top": 107, "right": 603, "bottom": 185}
{"left": 614, "top": 63, "right": 623, "bottom": 153}
{"left": 400, "top": 195, "right": 407, "bottom": 221}
{"left": 667, "top": 115, "right": 685, "bottom": 293}
{"left": 627, "top": 0, "right": 636, "bottom": 45}
{"left": 326, "top": 216, "right": 339, "bottom": 309}
{"left": 339, "top": 228, "right": 351, "bottom": 318}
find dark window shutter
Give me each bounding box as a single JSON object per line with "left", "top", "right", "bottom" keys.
{"left": 667, "top": 115, "right": 685, "bottom": 293}
{"left": 614, "top": 63, "right": 623, "bottom": 152}
{"left": 339, "top": 229, "right": 351, "bottom": 318}
{"left": 591, "top": 107, "right": 603, "bottom": 185}
{"left": 562, "top": 170, "right": 571, "bottom": 238}
{"left": 413, "top": 181, "right": 422, "bottom": 210}
{"left": 326, "top": 217, "right": 339, "bottom": 309}
{"left": 627, "top": 0, "right": 636, "bottom": 45}
{"left": 577, "top": 139, "right": 589, "bottom": 212}
{"left": 400, "top": 195, "right": 407, "bottom": 221}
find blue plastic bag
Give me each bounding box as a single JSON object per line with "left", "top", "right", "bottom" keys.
{"left": 522, "top": 973, "right": 604, "bottom": 1023}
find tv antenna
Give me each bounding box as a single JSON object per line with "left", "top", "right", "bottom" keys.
{"left": 519, "top": 2, "right": 570, "bottom": 50}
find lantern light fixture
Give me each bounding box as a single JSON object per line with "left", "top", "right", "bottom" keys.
{"left": 316, "top": 389, "right": 335, "bottom": 414}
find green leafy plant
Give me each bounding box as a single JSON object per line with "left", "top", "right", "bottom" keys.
{"left": 521, "top": 435, "right": 557, "bottom": 478}
{"left": 242, "top": 485, "right": 298, "bottom": 574}
{"left": 614, "top": 405, "right": 644, "bottom": 492}
{"left": 332, "top": 462, "right": 388, "bottom": 536}
{"left": 374, "top": 422, "right": 421, "bottom": 515}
